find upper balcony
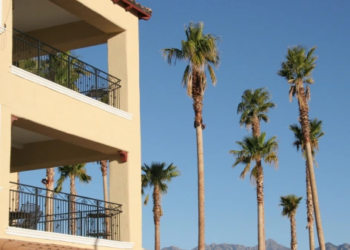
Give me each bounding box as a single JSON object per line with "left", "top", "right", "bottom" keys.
{"left": 12, "top": 29, "right": 122, "bottom": 109}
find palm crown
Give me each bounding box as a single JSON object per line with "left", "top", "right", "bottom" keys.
{"left": 141, "top": 162, "right": 180, "bottom": 204}
{"left": 161, "top": 22, "right": 220, "bottom": 97}
{"left": 55, "top": 163, "right": 92, "bottom": 192}
{"left": 237, "top": 88, "right": 275, "bottom": 128}
{"left": 277, "top": 45, "right": 317, "bottom": 102}
{"left": 280, "top": 195, "right": 303, "bottom": 218}
{"left": 289, "top": 118, "right": 325, "bottom": 158}
{"left": 230, "top": 132, "right": 278, "bottom": 179}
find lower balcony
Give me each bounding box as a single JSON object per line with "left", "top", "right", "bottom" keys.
{"left": 8, "top": 182, "right": 122, "bottom": 241}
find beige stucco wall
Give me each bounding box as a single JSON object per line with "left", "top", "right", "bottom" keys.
{"left": 0, "top": 0, "right": 144, "bottom": 249}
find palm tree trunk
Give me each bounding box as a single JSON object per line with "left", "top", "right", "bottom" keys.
{"left": 306, "top": 162, "right": 315, "bottom": 250}
{"left": 16, "top": 173, "right": 20, "bottom": 211}
{"left": 297, "top": 82, "right": 325, "bottom": 250}
{"left": 290, "top": 214, "right": 297, "bottom": 250}
{"left": 192, "top": 69, "right": 205, "bottom": 250}
{"left": 252, "top": 117, "right": 265, "bottom": 244}
{"left": 256, "top": 161, "right": 265, "bottom": 250}
{"left": 70, "top": 175, "right": 76, "bottom": 235}
{"left": 45, "top": 168, "right": 55, "bottom": 232}
{"left": 100, "top": 160, "right": 110, "bottom": 239}
{"left": 153, "top": 185, "right": 161, "bottom": 250}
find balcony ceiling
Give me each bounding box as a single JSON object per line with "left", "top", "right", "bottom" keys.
{"left": 13, "top": 0, "right": 81, "bottom": 33}
{"left": 12, "top": 126, "right": 53, "bottom": 149}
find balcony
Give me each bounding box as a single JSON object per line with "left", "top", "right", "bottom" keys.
{"left": 9, "top": 182, "right": 122, "bottom": 241}
{"left": 12, "top": 29, "right": 121, "bottom": 108}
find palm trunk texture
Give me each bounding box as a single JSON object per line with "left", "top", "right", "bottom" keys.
{"left": 101, "top": 160, "right": 110, "bottom": 239}
{"left": 45, "top": 168, "right": 55, "bottom": 232}
{"left": 256, "top": 161, "right": 266, "bottom": 250}
{"left": 306, "top": 162, "right": 315, "bottom": 250}
{"left": 192, "top": 69, "right": 205, "bottom": 250}
{"left": 153, "top": 186, "right": 161, "bottom": 250}
{"left": 290, "top": 214, "right": 297, "bottom": 250}
{"left": 252, "top": 117, "right": 265, "bottom": 245}
{"left": 70, "top": 176, "right": 76, "bottom": 235}
{"left": 297, "top": 81, "right": 325, "bottom": 250}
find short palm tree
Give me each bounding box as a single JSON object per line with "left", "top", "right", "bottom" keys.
{"left": 280, "top": 195, "right": 303, "bottom": 250}
{"left": 55, "top": 163, "right": 92, "bottom": 235}
{"left": 161, "top": 22, "right": 220, "bottom": 250}
{"left": 289, "top": 118, "right": 324, "bottom": 250}
{"left": 278, "top": 45, "right": 325, "bottom": 250}
{"left": 230, "top": 132, "right": 278, "bottom": 250}
{"left": 141, "top": 162, "right": 180, "bottom": 250}
{"left": 100, "top": 160, "right": 110, "bottom": 238}
{"left": 237, "top": 88, "right": 275, "bottom": 137}
{"left": 41, "top": 168, "right": 55, "bottom": 232}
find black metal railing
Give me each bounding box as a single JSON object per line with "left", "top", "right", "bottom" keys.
{"left": 9, "top": 182, "right": 122, "bottom": 241}
{"left": 12, "top": 29, "right": 121, "bottom": 108}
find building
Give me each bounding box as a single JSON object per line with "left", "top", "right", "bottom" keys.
{"left": 0, "top": 0, "right": 151, "bottom": 249}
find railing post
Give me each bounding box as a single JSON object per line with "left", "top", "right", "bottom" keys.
{"left": 67, "top": 194, "right": 71, "bottom": 234}
{"left": 95, "top": 69, "right": 98, "bottom": 99}
{"left": 34, "top": 187, "right": 39, "bottom": 230}
{"left": 37, "top": 41, "right": 41, "bottom": 76}
{"left": 96, "top": 201, "right": 99, "bottom": 238}
{"left": 80, "top": 211, "right": 83, "bottom": 236}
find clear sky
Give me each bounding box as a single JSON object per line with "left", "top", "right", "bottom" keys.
{"left": 21, "top": 0, "right": 350, "bottom": 250}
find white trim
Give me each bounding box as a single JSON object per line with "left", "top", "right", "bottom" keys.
{"left": 0, "top": 187, "right": 3, "bottom": 192}
{"left": 0, "top": 0, "right": 3, "bottom": 34}
{"left": 10, "top": 66, "right": 132, "bottom": 120}
{"left": 6, "top": 227, "right": 134, "bottom": 249}
{"left": 0, "top": 26, "right": 5, "bottom": 34}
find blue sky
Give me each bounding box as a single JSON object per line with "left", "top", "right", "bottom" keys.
{"left": 21, "top": 0, "right": 350, "bottom": 249}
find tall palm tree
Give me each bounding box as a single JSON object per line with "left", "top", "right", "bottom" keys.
{"left": 280, "top": 195, "right": 303, "bottom": 250}
{"left": 141, "top": 162, "right": 180, "bottom": 250}
{"left": 230, "top": 132, "right": 278, "bottom": 250}
{"left": 278, "top": 45, "right": 326, "bottom": 250}
{"left": 55, "top": 163, "right": 92, "bottom": 235}
{"left": 41, "top": 168, "right": 55, "bottom": 232}
{"left": 161, "top": 22, "right": 220, "bottom": 250}
{"left": 237, "top": 88, "right": 275, "bottom": 242}
{"left": 289, "top": 118, "right": 325, "bottom": 250}
{"left": 237, "top": 88, "right": 275, "bottom": 137}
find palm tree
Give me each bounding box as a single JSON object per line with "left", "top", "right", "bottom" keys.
{"left": 41, "top": 168, "right": 55, "bottom": 232}
{"left": 237, "top": 88, "right": 275, "bottom": 137}
{"left": 55, "top": 163, "right": 92, "bottom": 235}
{"left": 141, "top": 162, "right": 180, "bottom": 250}
{"left": 289, "top": 118, "right": 324, "bottom": 250}
{"left": 237, "top": 88, "right": 275, "bottom": 242}
{"left": 230, "top": 132, "right": 278, "bottom": 250}
{"left": 100, "top": 160, "right": 110, "bottom": 238}
{"left": 280, "top": 195, "right": 303, "bottom": 250}
{"left": 278, "top": 45, "right": 326, "bottom": 250}
{"left": 161, "top": 22, "right": 220, "bottom": 250}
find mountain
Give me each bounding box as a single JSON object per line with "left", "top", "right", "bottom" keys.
{"left": 316, "top": 243, "right": 350, "bottom": 250}
{"left": 161, "top": 240, "right": 350, "bottom": 250}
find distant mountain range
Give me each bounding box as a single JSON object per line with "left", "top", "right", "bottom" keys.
{"left": 161, "top": 239, "right": 350, "bottom": 250}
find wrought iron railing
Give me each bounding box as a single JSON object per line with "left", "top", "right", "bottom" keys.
{"left": 12, "top": 29, "right": 121, "bottom": 108}
{"left": 9, "top": 182, "right": 122, "bottom": 241}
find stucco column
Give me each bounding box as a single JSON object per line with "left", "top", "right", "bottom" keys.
{"left": 0, "top": 105, "right": 13, "bottom": 237}
{"left": 107, "top": 26, "right": 142, "bottom": 250}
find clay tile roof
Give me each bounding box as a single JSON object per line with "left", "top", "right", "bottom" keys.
{"left": 112, "top": 0, "right": 152, "bottom": 20}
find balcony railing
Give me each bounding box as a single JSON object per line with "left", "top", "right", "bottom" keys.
{"left": 12, "top": 29, "right": 121, "bottom": 108}
{"left": 9, "top": 182, "right": 122, "bottom": 241}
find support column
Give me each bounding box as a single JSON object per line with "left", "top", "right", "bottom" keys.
{"left": 107, "top": 19, "right": 142, "bottom": 250}
{"left": 0, "top": 105, "right": 13, "bottom": 237}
